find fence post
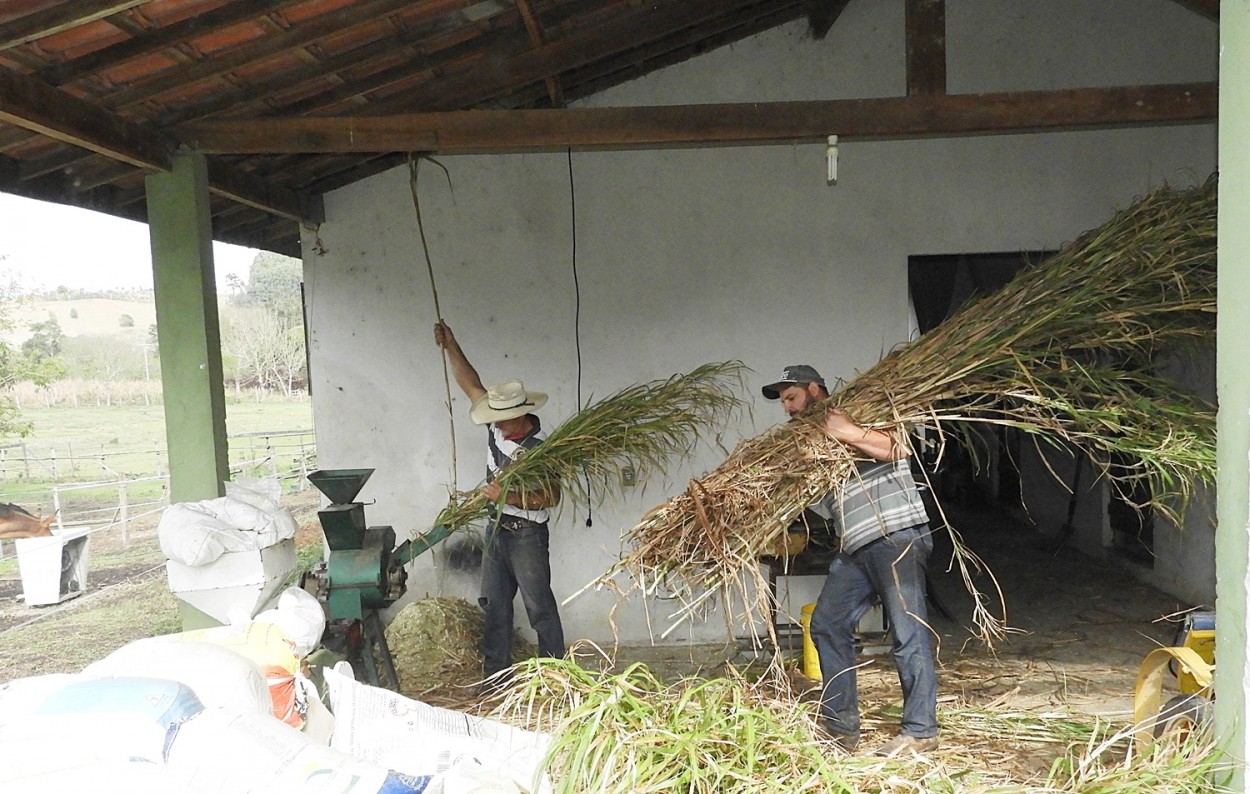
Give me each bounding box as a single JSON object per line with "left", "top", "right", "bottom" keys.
{"left": 1, "top": 447, "right": 6, "bottom": 483}
{"left": 154, "top": 441, "right": 164, "bottom": 478}
{"left": 268, "top": 436, "right": 278, "bottom": 479}
{"left": 68, "top": 441, "right": 76, "bottom": 475}
{"left": 52, "top": 487, "right": 64, "bottom": 532}
{"left": 119, "top": 481, "right": 129, "bottom": 548}
{"left": 50, "top": 447, "right": 58, "bottom": 482}
{"left": 21, "top": 443, "right": 28, "bottom": 480}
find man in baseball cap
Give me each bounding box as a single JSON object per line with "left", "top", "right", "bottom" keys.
{"left": 762, "top": 362, "right": 938, "bottom": 757}
{"left": 762, "top": 364, "right": 828, "bottom": 415}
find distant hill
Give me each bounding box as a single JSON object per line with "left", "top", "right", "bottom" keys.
{"left": 2, "top": 298, "right": 157, "bottom": 344}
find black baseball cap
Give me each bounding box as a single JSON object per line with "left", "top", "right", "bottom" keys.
{"left": 762, "top": 364, "right": 826, "bottom": 400}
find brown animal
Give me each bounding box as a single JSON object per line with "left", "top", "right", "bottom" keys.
{"left": 0, "top": 503, "right": 54, "bottom": 539}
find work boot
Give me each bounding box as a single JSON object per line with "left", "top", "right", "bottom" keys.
{"left": 872, "top": 733, "right": 939, "bottom": 757}
{"left": 820, "top": 722, "right": 860, "bottom": 752}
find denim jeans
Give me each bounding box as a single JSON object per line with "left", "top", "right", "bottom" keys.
{"left": 479, "top": 520, "right": 565, "bottom": 677}
{"left": 810, "top": 524, "right": 938, "bottom": 738}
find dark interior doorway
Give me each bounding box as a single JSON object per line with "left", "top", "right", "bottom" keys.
{"left": 908, "top": 251, "right": 1054, "bottom": 510}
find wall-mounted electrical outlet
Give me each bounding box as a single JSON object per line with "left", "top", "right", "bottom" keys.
{"left": 621, "top": 465, "right": 637, "bottom": 487}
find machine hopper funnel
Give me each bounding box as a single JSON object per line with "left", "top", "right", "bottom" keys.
{"left": 308, "top": 468, "right": 374, "bottom": 505}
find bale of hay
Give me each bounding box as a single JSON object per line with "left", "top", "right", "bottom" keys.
{"left": 386, "top": 596, "right": 538, "bottom": 700}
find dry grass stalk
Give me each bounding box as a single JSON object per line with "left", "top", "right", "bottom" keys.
{"left": 434, "top": 362, "right": 745, "bottom": 533}
{"left": 611, "top": 176, "right": 1217, "bottom": 643}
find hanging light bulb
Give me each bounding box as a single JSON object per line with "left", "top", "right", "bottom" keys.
{"left": 826, "top": 135, "right": 839, "bottom": 185}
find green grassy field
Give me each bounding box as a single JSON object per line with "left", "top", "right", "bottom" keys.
{"left": 0, "top": 397, "right": 322, "bottom": 681}
{"left": 11, "top": 398, "right": 313, "bottom": 450}
{"left": 0, "top": 398, "right": 315, "bottom": 513}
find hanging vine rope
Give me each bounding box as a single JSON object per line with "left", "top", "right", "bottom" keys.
{"left": 408, "top": 154, "right": 458, "bottom": 488}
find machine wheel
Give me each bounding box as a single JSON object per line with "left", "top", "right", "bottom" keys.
{"left": 1152, "top": 694, "right": 1213, "bottom": 741}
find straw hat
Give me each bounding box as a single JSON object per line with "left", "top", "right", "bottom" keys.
{"left": 470, "top": 379, "right": 548, "bottom": 425}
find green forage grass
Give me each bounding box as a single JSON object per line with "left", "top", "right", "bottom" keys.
{"left": 435, "top": 361, "right": 746, "bottom": 532}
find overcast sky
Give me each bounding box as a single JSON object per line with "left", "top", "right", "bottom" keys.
{"left": 0, "top": 192, "right": 258, "bottom": 293}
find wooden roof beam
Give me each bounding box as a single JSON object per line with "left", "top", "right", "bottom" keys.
{"left": 905, "top": 0, "right": 945, "bottom": 97}
{"left": 0, "top": 65, "right": 322, "bottom": 224}
{"left": 0, "top": 0, "right": 147, "bottom": 52}
{"left": 101, "top": 0, "right": 475, "bottom": 111}
{"left": 806, "top": 0, "right": 852, "bottom": 39}
{"left": 39, "top": 0, "right": 296, "bottom": 87}
{"left": 180, "top": 82, "right": 1217, "bottom": 155}
{"left": 367, "top": 0, "right": 791, "bottom": 113}
{"left": 1167, "top": 0, "right": 1218, "bottom": 21}
{"left": 516, "top": 0, "right": 564, "bottom": 107}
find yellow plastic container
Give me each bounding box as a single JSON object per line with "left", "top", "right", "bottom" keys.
{"left": 800, "top": 603, "right": 822, "bottom": 680}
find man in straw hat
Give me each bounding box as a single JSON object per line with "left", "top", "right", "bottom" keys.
{"left": 434, "top": 321, "right": 566, "bottom": 684}
{"left": 763, "top": 365, "right": 938, "bottom": 757}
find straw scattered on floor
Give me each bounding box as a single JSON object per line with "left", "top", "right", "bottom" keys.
{"left": 489, "top": 655, "right": 1233, "bottom": 793}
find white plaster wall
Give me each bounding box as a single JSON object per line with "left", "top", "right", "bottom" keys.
{"left": 303, "top": 0, "right": 1217, "bottom": 644}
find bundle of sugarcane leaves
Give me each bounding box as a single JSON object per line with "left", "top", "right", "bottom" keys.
{"left": 614, "top": 175, "right": 1217, "bottom": 642}
{"left": 434, "top": 361, "right": 747, "bottom": 533}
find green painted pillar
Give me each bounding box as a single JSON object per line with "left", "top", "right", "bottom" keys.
{"left": 1217, "top": 1, "right": 1250, "bottom": 785}
{"left": 145, "top": 153, "right": 229, "bottom": 503}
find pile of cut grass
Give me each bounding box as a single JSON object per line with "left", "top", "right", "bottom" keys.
{"left": 492, "top": 656, "right": 1234, "bottom": 793}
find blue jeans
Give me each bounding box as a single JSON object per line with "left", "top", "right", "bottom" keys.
{"left": 811, "top": 524, "right": 938, "bottom": 738}
{"left": 479, "top": 520, "right": 565, "bottom": 677}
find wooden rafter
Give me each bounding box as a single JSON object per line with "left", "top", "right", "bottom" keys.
{"left": 99, "top": 0, "right": 472, "bottom": 111}
{"left": 0, "top": 0, "right": 147, "bottom": 52}
{"left": 516, "top": 0, "right": 564, "bottom": 107}
{"left": 38, "top": 0, "right": 296, "bottom": 86}
{"left": 806, "top": 0, "right": 852, "bottom": 39}
{"left": 0, "top": 65, "right": 321, "bottom": 223}
{"left": 905, "top": 0, "right": 945, "bottom": 96}
{"left": 367, "top": 0, "right": 793, "bottom": 113}
{"left": 179, "top": 82, "right": 1217, "bottom": 155}
{"left": 1167, "top": 0, "right": 1218, "bottom": 21}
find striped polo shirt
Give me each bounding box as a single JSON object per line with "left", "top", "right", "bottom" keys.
{"left": 486, "top": 415, "right": 549, "bottom": 524}
{"left": 828, "top": 458, "right": 929, "bottom": 554}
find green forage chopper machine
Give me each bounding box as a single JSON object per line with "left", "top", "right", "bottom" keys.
{"left": 302, "top": 468, "right": 450, "bottom": 688}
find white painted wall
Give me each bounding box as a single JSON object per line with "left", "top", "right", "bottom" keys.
{"left": 302, "top": 0, "right": 1217, "bottom": 645}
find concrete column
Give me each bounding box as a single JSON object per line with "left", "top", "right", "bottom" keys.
{"left": 145, "top": 152, "right": 229, "bottom": 503}
{"left": 1217, "top": 1, "right": 1250, "bottom": 786}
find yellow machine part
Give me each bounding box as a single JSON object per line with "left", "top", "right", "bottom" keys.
{"left": 1177, "top": 627, "right": 1215, "bottom": 695}
{"left": 1133, "top": 645, "right": 1213, "bottom": 754}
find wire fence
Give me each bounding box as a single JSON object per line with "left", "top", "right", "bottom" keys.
{"left": 0, "top": 430, "right": 317, "bottom": 560}
{"left": 0, "top": 430, "right": 316, "bottom": 485}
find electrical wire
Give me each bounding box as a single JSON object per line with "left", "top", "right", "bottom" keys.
{"left": 567, "top": 148, "right": 590, "bottom": 527}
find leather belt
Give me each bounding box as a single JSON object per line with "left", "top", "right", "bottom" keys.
{"left": 496, "top": 515, "right": 545, "bottom": 532}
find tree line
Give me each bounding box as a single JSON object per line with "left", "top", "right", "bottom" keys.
{"left": 0, "top": 251, "right": 307, "bottom": 436}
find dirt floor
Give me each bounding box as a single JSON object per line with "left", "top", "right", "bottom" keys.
{"left": 925, "top": 499, "right": 1190, "bottom": 718}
